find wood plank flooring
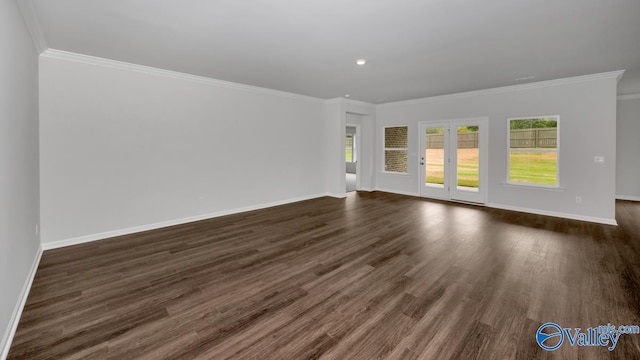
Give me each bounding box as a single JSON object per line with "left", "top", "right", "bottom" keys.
{"left": 8, "top": 192, "right": 640, "bottom": 359}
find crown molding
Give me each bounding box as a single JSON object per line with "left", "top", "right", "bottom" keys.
{"left": 378, "top": 70, "right": 626, "bottom": 108}
{"left": 325, "top": 98, "right": 344, "bottom": 104}
{"left": 325, "top": 97, "right": 374, "bottom": 107}
{"left": 15, "top": 0, "right": 47, "bottom": 53}
{"left": 41, "top": 49, "right": 326, "bottom": 104}
{"left": 38, "top": 48, "right": 627, "bottom": 107}
{"left": 343, "top": 98, "right": 375, "bottom": 108}
{"left": 617, "top": 94, "right": 640, "bottom": 101}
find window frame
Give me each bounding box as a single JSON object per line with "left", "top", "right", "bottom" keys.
{"left": 383, "top": 125, "right": 409, "bottom": 175}
{"left": 506, "top": 115, "right": 560, "bottom": 188}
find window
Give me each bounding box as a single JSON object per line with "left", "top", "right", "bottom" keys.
{"left": 384, "top": 126, "right": 408, "bottom": 173}
{"left": 345, "top": 134, "right": 356, "bottom": 162}
{"left": 508, "top": 116, "right": 558, "bottom": 186}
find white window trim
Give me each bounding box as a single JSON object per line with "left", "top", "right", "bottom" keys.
{"left": 506, "top": 115, "right": 560, "bottom": 188}
{"left": 383, "top": 126, "right": 409, "bottom": 174}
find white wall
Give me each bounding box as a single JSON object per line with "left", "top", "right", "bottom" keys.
{"left": 39, "top": 52, "right": 328, "bottom": 246}
{"left": 376, "top": 73, "right": 620, "bottom": 224}
{"left": 0, "top": 0, "right": 41, "bottom": 355}
{"left": 616, "top": 97, "right": 640, "bottom": 200}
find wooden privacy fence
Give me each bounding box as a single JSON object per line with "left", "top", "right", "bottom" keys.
{"left": 426, "top": 132, "right": 478, "bottom": 149}
{"left": 426, "top": 128, "right": 556, "bottom": 149}
{"left": 509, "top": 128, "right": 557, "bottom": 148}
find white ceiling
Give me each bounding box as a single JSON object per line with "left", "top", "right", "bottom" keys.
{"left": 32, "top": 0, "right": 640, "bottom": 102}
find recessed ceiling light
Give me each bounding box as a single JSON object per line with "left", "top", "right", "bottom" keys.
{"left": 356, "top": 59, "right": 367, "bottom": 66}
{"left": 344, "top": 94, "right": 351, "bottom": 98}
{"left": 515, "top": 76, "right": 535, "bottom": 82}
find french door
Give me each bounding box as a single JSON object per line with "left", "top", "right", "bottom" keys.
{"left": 419, "top": 118, "right": 487, "bottom": 204}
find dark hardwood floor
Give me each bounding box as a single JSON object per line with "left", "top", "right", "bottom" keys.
{"left": 8, "top": 192, "right": 640, "bottom": 359}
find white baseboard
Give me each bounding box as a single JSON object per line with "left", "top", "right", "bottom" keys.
{"left": 486, "top": 203, "right": 618, "bottom": 226}
{"left": 39, "top": 189, "right": 625, "bottom": 250}
{"left": 375, "top": 188, "right": 420, "bottom": 197}
{"left": 41, "top": 193, "right": 328, "bottom": 250}
{"left": 1, "top": 245, "right": 43, "bottom": 360}
{"left": 616, "top": 195, "right": 640, "bottom": 202}
{"left": 367, "top": 188, "right": 618, "bottom": 225}
{"left": 357, "top": 187, "right": 374, "bottom": 192}
{"left": 328, "top": 188, "right": 375, "bottom": 197}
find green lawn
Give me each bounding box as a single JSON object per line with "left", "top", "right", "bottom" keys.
{"left": 508, "top": 151, "right": 557, "bottom": 185}
{"left": 427, "top": 169, "right": 479, "bottom": 187}
{"left": 425, "top": 148, "right": 479, "bottom": 187}
{"left": 425, "top": 150, "right": 557, "bottom": 187}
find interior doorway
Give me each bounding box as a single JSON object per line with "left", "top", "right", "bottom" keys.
{"left": 419, "top": 118, "right": 488, "bottom": 203}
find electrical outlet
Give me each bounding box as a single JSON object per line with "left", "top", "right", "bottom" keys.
{"left": 576, "top": 196, "right": 582, "bottom": 204}
{"left": 594, "top": 156, "right": 605, "bottom": 163}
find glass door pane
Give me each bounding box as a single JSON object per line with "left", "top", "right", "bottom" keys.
{"left": 419, "top": 122, "right": 450, "bottom": 200}
{"left": 425, "top": 127, "right": 445, "bottom": 188}
{"left": 455, "top": 126, "right": 479, "bottom": 192}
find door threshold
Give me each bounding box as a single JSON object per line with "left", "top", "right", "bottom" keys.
{"left": 449, "top": 199, "right": 485, "bottom": 207}
{"left": 418, "top": 195, "right": 485, "bottom": 207}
